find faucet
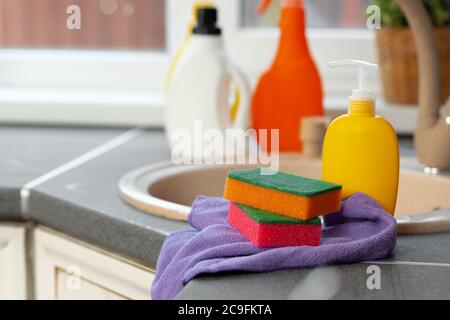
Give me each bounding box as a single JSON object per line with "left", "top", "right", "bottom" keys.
{"left": 396, "top": 0, "right": 450, "bottom": 170}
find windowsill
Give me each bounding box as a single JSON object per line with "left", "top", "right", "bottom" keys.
{"left": 0, "top": 87, "right": 418, "bottom": 134}
{"left": 0, "top": 87, "right": 164, "bottom": 127}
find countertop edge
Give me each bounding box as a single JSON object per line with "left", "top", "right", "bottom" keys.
{"left": 20, "top": 188, "right": 172, "bottom": 269}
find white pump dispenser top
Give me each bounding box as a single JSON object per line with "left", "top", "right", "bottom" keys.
{"left": 328, "top": 60, "right": 378, "bottom": 101}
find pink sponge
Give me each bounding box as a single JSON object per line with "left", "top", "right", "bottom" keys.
{"left": 228, "top": 202, "right": 321, "bottom": 248}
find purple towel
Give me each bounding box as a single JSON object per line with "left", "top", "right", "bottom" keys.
{"left": 151, "top": 192, "right": 396, "bottom": 300}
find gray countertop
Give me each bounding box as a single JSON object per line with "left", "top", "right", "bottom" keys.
{"left": 0, "top": 126, "right": 126, "bottom": 219}
{"left": 1, "top": 126, "right": 185, "bottom": 266}
{"left": 1, "top": 125, "right": 449, "bottom": 299}
{"left": 177, "top": 232, "right": 450, "bottom": 300}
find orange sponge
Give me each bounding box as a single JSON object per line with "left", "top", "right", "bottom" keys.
{"left": 223, "top": 168, "right": 342, "bottom": 220}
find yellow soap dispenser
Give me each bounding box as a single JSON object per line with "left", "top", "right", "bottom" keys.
{"left": 322, "top": 60, "right": 399, "bottom": 215}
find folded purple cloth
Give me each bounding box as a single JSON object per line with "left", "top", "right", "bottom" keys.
{"left": 151, "top": 192, "right": 396, "bottom": 300}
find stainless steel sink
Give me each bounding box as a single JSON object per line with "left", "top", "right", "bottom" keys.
{"left": 119, "top": 156, "right": 450, "bottom": 234}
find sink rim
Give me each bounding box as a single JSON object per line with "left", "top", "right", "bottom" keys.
{"left": 119, "top": 161, "right": 191, "bottom": 221}
{"left": 119, "top": 161, "right": 450, "bottom": 234}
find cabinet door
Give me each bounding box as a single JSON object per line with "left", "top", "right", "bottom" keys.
{"left": 0, "top": 224, "right": 27, "bottom": 299}
{"left": 34, "top": 227, "right": 155, "bottom": 300}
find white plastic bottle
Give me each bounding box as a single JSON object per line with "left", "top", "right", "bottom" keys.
{"left": 165, "top": 7, "right": 250, "bottom": 160}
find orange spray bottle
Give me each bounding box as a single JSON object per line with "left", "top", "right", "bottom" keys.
{"left": 252, "top": 0, "right": 324, "bottom": 152}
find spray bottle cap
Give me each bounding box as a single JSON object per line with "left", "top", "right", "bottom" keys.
{"left": 328, "top": 60, "right": 378, "bottom": 101}
{"left": 257, "top": 0, "right": 303, "bottom": 14}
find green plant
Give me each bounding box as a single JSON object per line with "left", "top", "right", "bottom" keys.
{"left": 370, "top": 0, "right": 450, "bottom": 27}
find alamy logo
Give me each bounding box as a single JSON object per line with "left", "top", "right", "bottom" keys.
{"left": 366, "top": 5, "right": 381, "bottom": 30}
{"left": 170, "top": 121, "right": 280, "bottom": 175}
{"left": 366, "top": 265, "right": 381, "bottom": 290}
{"left": 66, "top": 5, "right": 81, "bottom": 30}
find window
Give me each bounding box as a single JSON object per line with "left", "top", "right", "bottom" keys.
{"left": 0, "top": 0, "right": 166, "bottom": 49}
{"left": 0, "top": 0, "right": 173, "bottom": 125}
{"left": 0, "top": 0, "right": 377, "bottom": 126}
{"left": 241, "top": 0, "right": 370, "bottom": 28}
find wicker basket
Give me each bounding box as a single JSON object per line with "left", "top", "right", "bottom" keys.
{"left": 376, "top": 27, "right": 450, "bottom": 105}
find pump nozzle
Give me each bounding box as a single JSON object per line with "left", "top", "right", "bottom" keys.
{"left": 329, "top": 60, "right": 378, "bottom": 101}
{"left": 258, "top": 0, "right": 303, "bottom": 14}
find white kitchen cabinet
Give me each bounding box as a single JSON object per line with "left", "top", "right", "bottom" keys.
{"left": 34, "top": 227, "right": 155, "bottom": 300}
{"left": 0, "top": 224, "right": 27, "bottom": 300}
